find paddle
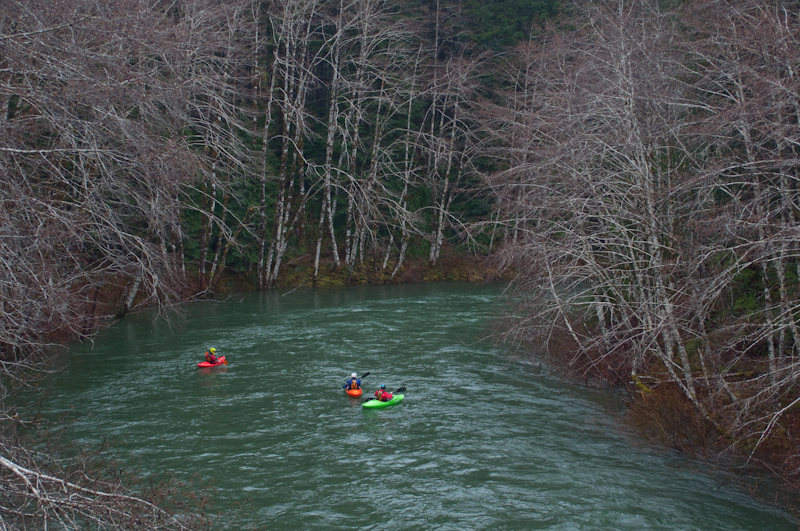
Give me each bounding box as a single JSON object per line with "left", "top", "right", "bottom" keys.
{"left": 364, "top": 387, "right": 406, "bottom": 402}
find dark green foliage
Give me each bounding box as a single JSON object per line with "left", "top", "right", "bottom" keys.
{"left": 451, "top": 172, "right": 494, "bottom": 219}
{"left": 403, "top": 235, "right": 432, "bottom": 260}
{"left": 462, "top": 0, "right": 561, "bottom": 48}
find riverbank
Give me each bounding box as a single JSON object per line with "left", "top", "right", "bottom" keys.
{"left": 527, "top": 329, "right": 800, "bottom": 520}
{"left": 208, "top": 252, "right": 512, "bottom": 293}
{"left": 624, "top": 381, "right": 800, "bottom": 517}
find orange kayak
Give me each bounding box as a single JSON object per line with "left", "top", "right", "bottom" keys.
{"left": 345, "top": 388, "right": 362, "bottom": 397}
{"left": 198, "top": 356, "right": 226, "bottom": 368}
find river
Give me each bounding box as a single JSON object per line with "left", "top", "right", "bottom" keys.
{"left": 32, "top": 282, "right": 796, "bottom": 530}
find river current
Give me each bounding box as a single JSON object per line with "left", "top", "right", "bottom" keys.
{"left": 33, "top": 283, "right": 796, "bottom": 529}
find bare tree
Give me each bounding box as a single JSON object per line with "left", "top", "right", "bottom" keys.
{"left": 488, "top": 0, "right": 800, "bottom": 483}
{"left": 681, "top": 0, "right": 800, "bottom": 454}
{"left": 259, "top": 0, "right": 325, "bottom": 287}
{"left": 0, "top": 0, "right": 251, "bottom": 526}
{"left": 486, "top": 0, "right": 719, "bottom": 417}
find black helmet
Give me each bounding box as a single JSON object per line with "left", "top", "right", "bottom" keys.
{"left": 380, "top": 384, "right": 386, "bottom": 389}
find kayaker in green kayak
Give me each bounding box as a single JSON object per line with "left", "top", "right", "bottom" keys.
{"left": 374, "top": 384, "right": 393, "bottom": 402}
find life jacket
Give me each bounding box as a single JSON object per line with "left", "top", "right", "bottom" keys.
{"left": 205, "top": 352, "right": 216, "bottom": 363}
{"left": 346, "top": 379, "right": 360, "bottom": 390}
{"left": 376, "top": 390, "right": 392, "bottom": 402}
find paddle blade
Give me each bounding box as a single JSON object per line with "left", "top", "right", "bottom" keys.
{"left": 395, "top": 387, "right": 406, "bottom": 393}
{"left": 223, "top": 359, "right": 228, "bottom": 365}
{"left": 361, "top": 372, "right": 370, "bottom": 378}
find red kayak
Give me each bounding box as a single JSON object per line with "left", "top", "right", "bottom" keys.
{"left": 345, "top": 388, "right": 362, "bottom": 397}
{"left": 197, "top": 356, "right": 226, "bottom": 368}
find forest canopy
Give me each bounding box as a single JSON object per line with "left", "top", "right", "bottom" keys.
{"left": 463, "top": 0, "right": 561, "bottom": 47}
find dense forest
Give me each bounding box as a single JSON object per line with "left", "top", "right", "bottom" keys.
{"left": 3, "top": 0, "right": 800, "bottom": 526}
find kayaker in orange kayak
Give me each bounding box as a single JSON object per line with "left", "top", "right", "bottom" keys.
{"left": 343, "top": 373, "right": 361, "bottom": 392}
{"left": 374, "top": 384, "right": 393, "bottom": 402}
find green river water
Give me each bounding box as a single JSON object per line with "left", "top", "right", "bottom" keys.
{"left": 32, "top": 282, "right": 797, "bottom": 530}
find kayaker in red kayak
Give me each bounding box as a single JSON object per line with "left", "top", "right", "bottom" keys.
{"left": 343, "top": 373, "right": 361, "bottom": 392}
{"left": 374, "top": 384, "right": 393, "bottom": 402}
{"left": 204, "top": 347, "right": 219, "bottom": 364}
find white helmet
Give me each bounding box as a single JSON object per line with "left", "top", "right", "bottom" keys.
{"left": 351, "top": 373, "right": 357, "bottom": 378}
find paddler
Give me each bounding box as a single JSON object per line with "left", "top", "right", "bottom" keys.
{"left": 343, "top": 372, "right": 361, "bottom": 391}
{"left": 374, "top": 384, "right": 393, "bottom": 402}
{"left": 204, "top": 347, "right": 219, "bottom": 364}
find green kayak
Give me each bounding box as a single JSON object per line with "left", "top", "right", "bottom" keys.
{"left": 363, "top": 394, "right": 404, "bottom": 409}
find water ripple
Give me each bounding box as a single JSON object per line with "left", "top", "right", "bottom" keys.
{"left": 29, "top": 283, "right": 798, "bottom": 530}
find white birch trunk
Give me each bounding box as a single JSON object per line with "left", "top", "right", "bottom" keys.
{"left": 258, "top": 50, "right": 278, "bottom": 289}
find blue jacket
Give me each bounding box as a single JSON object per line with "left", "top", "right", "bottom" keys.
{"left": 343, "top": 378, "right": 361, "bottom": 389}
